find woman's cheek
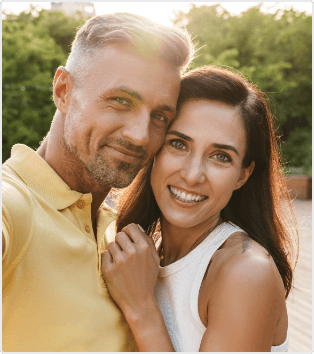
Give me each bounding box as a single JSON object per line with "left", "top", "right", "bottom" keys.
{"left": 208, "top": 163, "right": 241, "bottom": 192}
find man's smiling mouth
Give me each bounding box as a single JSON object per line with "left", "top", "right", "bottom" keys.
{"left": 168, "top": 185, "right": 208, "bottom": 204}
{"left": 107, "top": 144, "right": 144, "bottom": 158}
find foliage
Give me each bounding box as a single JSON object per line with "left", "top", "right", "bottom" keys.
{"left": 280, "top": 128, "right": 312, "bottom": 176}
{"left": 173, "top": 4, "right": 312, "bottom": 174}
{"left": 2, "top": 6, "right": 86, "bottom": 162}
{"left": 2, "top": 4, "right": 312, "bottom": 175}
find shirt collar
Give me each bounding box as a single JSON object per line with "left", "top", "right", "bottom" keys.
{"left": 5, "top": 144, "right": 85, "bottom": 210}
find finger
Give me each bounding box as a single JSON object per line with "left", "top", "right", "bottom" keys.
{"left": 122, "top": 224, "right": 159, "bottom": 258}
{"left": 107, "top": 241, "right": 124, "bottom": 263}
{"left": 121, "top": 223, "right": 148, "bottom": 244}
{"left": 115, "top": 232, "right": 134, "bottom": 250}
{"left": 101, "top": 249, "right": 113, "bottom": 272}
{"left": 115, "top": 232, "right": 137, "bottom": 257}
{"left": 125, "top": 224, "right": 157, "bottom": 250}
{"left": 137, "top": 224, "right": 145, "bottom": 232}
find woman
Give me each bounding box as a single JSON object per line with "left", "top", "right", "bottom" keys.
{"left": 101, "top": 66, "right": 298, "bottom": 351}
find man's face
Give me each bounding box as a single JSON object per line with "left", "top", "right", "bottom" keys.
{"left": 63, "top": 43, "right": 181, "bottom": 188}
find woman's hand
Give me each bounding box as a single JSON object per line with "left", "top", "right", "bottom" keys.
{"left": 102, "top": 224, "right": 175, "bottom": 351}
{"left": 101, "top": 223, "right": 160, "bottom": 320}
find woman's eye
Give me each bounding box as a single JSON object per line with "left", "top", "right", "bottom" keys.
{"left": 215, "top": 153, "right": 231, "bottom": 163}
{"left": 170, "top": 140, "right": 186, "bottom": 150}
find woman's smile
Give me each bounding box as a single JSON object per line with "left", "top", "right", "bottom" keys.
{"left": 168, "top": 185, "right": 208, "bottom": 204}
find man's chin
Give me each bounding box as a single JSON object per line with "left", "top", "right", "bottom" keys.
{"left": 100, "top": 178, "right": 134, "bottom": 189}
{"left": 91, "top": 168, "right": 139, "bottom": 189}
{"left": 109, "top": 161, "right": 145, "bottom": 188}
{"left": 84, "top": 155, "right": 144, "bottom": 189}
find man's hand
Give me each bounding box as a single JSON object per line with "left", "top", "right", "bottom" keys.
{"left": 101, "top": 223, "right": 160, "bottom": 320}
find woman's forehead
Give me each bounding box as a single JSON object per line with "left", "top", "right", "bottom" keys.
{"left": 169, "top": 99, "right": 247, "bottom": 155}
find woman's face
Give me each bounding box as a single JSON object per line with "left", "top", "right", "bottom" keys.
{"left": 151, "top": 99, "right": 254, "bottom": 230}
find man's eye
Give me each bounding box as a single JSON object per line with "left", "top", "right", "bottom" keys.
{"left": 215, "top": 153, "right": 231, "bottom": 163}
{"left": 152, "top": 112, "right": 168, "bottom": 124}
{"left": 114, "top": 97, "right": 130, "bottom": 105}
{"left": 170, "top": 139, "right": 186, "bottom": 150}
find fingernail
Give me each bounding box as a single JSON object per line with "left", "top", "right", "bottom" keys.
{"left": 100, "top": 247, "right": 106, "bottom": 254}
{"left": 137, "top": 224, "right": 144, "bottom": 232}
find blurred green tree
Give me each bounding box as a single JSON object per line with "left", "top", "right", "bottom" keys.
{"left": 2, "top": 4, "right": 312, "bottom": 174}
{"left": 2, "top": 6, "right": 86, "bottom": 162}
{"left": 173, "top": 4, "right": 312, "bottom": 174}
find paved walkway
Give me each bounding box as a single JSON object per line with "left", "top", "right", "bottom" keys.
{"left": 287, "top": 199, "right": 312, "bottom": 352}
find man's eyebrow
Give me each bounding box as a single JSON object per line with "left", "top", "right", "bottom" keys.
{"left": 157, "top": 105, "right": 176, "bottom": 114}
{"left": 119, "top": 86, "right": 143, "bottom": 101}
{"left": 167, "top": 130, "right": 192, "bottom": 141}
{"left": 212, "top": 143, "right": 239, "bottom": 156}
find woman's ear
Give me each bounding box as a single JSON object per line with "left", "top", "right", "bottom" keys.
{"left": 53, "top": 67, "right": 73, "bottom": 113}
{"left": 234, "top": 161, "right": 255, "bottom": 191}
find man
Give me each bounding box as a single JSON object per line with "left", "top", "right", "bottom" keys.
{"left": 2, "top": 13, "right": 193, "bottom": 351}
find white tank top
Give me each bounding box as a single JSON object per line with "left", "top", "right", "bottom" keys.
{"left": 154, "top": 222, "right": 289, "bottom": 352}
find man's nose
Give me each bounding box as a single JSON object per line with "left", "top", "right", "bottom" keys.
{"left": 121, "top": 109, "right": 150, "bottom": 146}
{"left": 180, "top": 155, "right": 206, "bottom": 185}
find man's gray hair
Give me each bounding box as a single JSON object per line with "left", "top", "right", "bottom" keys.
{"left": 66, "top": 12, "right": 194, "bottom": 86}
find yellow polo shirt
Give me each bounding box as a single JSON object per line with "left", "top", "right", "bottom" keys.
{"left": 2, "top": 144, "right": 137, "bottom": 352}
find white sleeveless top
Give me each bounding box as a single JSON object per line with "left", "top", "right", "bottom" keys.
{"left": 154, "top": 222, "right": 289, "bottom": 352}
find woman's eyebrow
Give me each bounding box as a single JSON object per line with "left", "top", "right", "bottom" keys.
{"left": 167, "top": 130, "right": 192, "bottom": 141}
{"left": 212, "top": 143, "right": 239, "bottom": 156}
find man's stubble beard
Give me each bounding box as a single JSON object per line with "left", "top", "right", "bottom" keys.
{"left": 83, "top": 150, "right": 143, "bottom": 188}
{"left": 63, "top": 99, "right": 147, "bottom": 189}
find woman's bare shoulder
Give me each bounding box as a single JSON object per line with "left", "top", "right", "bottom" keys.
{"left": 208, "top": 231, "right": 284, "bottom": 290}
{"left": 198, "top": 231, "right": 288, "bottom": 351}
{"left": 198, "top": 231, "right": 286, "bottom": 329}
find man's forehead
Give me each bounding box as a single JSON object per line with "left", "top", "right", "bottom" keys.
{"left": 82, "top": 43, "right": 181, "bottom": 102}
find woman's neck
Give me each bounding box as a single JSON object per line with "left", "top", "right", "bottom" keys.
{"left": 159, "top": 214, "right": 222, "bottom": 267}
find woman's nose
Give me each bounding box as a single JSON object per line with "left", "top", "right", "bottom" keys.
{"left": 180, "top": 156, "right": 206, "bottom": 185}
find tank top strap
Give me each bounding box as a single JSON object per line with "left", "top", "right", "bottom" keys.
{"left": 271, "top": 331, "right": 289, "bottom": 352}
{"left": 189, "top": 222, "right": 245, "bottom": 329}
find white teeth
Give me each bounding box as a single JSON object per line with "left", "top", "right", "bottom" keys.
{"left": 169, "top": 186, "right": 207, "bottom": 204}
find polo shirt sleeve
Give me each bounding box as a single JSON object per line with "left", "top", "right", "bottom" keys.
{"left": 2, "top": 174, "right": 34, "bottom": 272}
{"left": 2, "top": 203, "right": 12, "bottom": 261}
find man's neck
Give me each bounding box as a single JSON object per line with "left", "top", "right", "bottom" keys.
{"left": 37, "top": 133, "right": 111, "bottom": 226}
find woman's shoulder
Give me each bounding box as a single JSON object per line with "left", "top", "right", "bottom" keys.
{"left": 210, "top": 231, "right": 284, "bottom": 290}
{"left": 199, "top": 230, "right": 286, "bottom": 324}
{"left": 198, "top": 230, "right": 288, "bottom": 345}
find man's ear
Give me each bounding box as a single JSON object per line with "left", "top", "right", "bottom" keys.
{"left": 234, "top": 161, "right": 255, "bottom": 191}
{"left": 53, "top": 67, "right": 73, "bottom": 113}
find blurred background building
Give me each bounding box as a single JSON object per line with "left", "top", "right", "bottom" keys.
{"left": 50, "top": 2, "right": 95, "bottom": 18}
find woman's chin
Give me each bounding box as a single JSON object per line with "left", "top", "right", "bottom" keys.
{"left": 160, "top": 212, "right": 206, "bottom": 230}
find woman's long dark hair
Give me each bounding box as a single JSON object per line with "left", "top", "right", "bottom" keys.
{"left": 116, "top": 65, "right": 299, "bottom": 298}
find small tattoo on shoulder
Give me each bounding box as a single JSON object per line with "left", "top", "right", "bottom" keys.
{"left": 241, "top": 234, "right": 251, "bottom": 254}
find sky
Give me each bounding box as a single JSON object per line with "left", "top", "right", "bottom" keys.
{"left": 2, "top": 2, "right": 312, "bottom": 25}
